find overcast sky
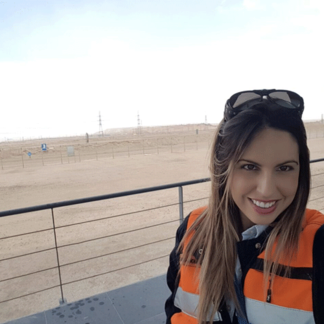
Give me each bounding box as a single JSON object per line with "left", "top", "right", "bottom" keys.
{"left": 0, "top": 0, "right": 323, "bottom": 140}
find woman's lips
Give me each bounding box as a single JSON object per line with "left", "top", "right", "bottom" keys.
{"left": 249, "top": 198, "right": 278, "bottom": 215}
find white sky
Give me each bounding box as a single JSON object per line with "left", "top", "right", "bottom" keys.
{"left": 0, "top": 0, "right": 323, "bottom": 140}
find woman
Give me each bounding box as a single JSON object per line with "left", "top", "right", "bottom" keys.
{"left": 165, "top": 89, "right": 324, "bottom": 324}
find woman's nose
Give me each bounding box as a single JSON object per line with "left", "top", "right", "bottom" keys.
{"left": 256, "top": 172, "right": 276, "bottom": 198}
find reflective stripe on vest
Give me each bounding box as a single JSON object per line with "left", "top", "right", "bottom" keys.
{"left": 172, "top": 207, "right": 216, "bottom": 324}
{"left": 174, "top": 286, "right": 222, "bottom": 322}
{"left": 244, "top": 208, "right": 324, "bottom": 324}
{"left": 245, "top": 298, "right": 314, "bottom": 324}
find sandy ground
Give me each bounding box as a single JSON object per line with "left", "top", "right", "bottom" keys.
{"left": 1, "top": 122, "right": 324, "bottom": 322}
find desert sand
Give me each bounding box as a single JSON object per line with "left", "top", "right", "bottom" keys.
{"left": 1, "top": 122, "right": 324, "bottom": 322}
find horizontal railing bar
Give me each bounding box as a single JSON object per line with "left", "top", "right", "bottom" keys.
{"left": 310, "top": 158, "right": 324, "bottom": 163}
{"left": 54, "top": 202, "right": 180, "bottom": 229}
{"left": 61, "top": 237, "right": 174, "bottom": 267}
{"left": 0, "top": 198, "right": 203, "bottom": 246}
{"left": 184, "top": 197, "right": 209, "bottom": 204}
{"left": 0, "top": 247, "right": 56, "bottom": 262}
{"left": 308, "top": 196, "right": 324, "bottom": 202}
{"left": 0, "top": 238, "right": 174, "bottom": 283}
{"left": 0, "top": 178, "right": 210, "bottom": 217}
{"left": 311, "top": 171, "right": 324, "bottom": 177}
{"left": 0, "top": 200, "right": 199, "bottom": 242}
{"left": 0, "top": 227, "right": 53, "bottom": 240}
{"left": 311, "top": 184, "right": 324, "bottom": 189}
{"left": 58, "top": 219, "right": 178, "bottom": 249}
{"left": 0, "top": 221, "right": 178, "bottom": 264}
{"left": 0, "top": 285, "right": 61, "bottom": 304}
{"left": 0, "top": 266, "right": 59, "bottom": 283}
{"left": 62, "top": 254, "right": 169, "bottom": 286}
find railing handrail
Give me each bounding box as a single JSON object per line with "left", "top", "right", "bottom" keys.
{"left": 0, "top": 177, "right": 211, "bottom": 217}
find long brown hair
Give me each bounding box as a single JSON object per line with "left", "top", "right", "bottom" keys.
{"left": 180, "top": 104, "right": 310, "bottom": 324}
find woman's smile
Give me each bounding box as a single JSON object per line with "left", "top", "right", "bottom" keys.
{"left": 249, "top": 198, "right": 278, "bottom": 215}
{"left": 250, "top": 199, "right": 277, "bottom": 209}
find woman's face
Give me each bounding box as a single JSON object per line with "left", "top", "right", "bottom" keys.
{"left": 230, "top": 128, "right": 300, "bottom": 231}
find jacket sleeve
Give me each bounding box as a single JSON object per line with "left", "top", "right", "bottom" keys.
{"left": 313, "top": 224, "right": 324, "bottom": 324}
{"left": 165, "top": 215, "right": 189, "bottom": 324}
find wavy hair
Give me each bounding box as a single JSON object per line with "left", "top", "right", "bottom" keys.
{"left": 179, "top": 104, "right": 310, "bottom": 324}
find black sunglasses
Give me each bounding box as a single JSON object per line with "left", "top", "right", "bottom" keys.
{"left": 224, "top": 89, "right": 304, "bottom": 121}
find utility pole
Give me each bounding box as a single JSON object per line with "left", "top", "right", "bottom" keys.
{"left": 137, "top": 111, "right": 141, "bottom": 134}
{"left": 99, "top": 112, "right": 104, "bottom": 136}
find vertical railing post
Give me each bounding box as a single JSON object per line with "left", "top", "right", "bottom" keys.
{"left": 50, "top": 208, "right": 66, "bottom": 305}
{"left": 178, "top": 186, "right": 184, "bottom": 223}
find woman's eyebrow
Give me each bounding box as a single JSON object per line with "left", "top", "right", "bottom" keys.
{"left": 238, "top": 159, "right": 299, "bottom": 166}
{"left": 237, "top": 159, "right": 260, "bottom": 166}
{"left": 277, "top": 160, "right": 299, "bottom": 166}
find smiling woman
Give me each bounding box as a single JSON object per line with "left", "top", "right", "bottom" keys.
{"left": 165, "top": 89, "right": 324, "bottom": 324}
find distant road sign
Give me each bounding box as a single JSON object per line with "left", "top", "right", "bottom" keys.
{"left": 27, "top": 152, "right": 32, "bottom": 157}
{"left": 41, "top": 144, "right": 47, "bottom": 151}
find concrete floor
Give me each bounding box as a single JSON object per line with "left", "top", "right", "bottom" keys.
{"left": 4, "top": 275, "right": 169, "bottom": 324}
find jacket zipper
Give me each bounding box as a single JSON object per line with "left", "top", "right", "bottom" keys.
{"left": 266, "top": 278, "right": 272, "bottom": 303}
{"left": 266, "top": 264, "right": 273, "bottom": 303}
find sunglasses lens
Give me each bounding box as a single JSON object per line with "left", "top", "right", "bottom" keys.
{"left": 269, "top": 91, "right": 301, "bottom": 108}
{"left": 232, "top": 92, "right": 261, "bottom": 108}
{"left": 226, "top": 90, "right": 304, "bottom": 122}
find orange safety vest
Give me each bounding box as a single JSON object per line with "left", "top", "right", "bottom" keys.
{"left": 172, "top": 207, "right": 218, "bottom": 323}
{"left": 171, "top": 207, "right": 324, "bottom": 324}
{"left": 244, "top": 208, "right": 324, "bottom": 324}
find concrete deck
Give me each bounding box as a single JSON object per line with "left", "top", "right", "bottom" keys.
{"left": 4, "top": 275, "right": 169, "bottom": 324}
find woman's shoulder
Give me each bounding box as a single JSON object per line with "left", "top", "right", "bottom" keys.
{"left": 176, "top": 206, "right": 207, "bottom": 240}
{"left": 300, "top": 209, "right": 324, "bottom": 242}
{"left": 304, "top": 208, "right": 324, "bottom": 227}
{"left": 187, "top": 206, "right": 207, "bottom": 228}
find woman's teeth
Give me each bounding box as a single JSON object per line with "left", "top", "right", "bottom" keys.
{"left": 251, "top": 199, "right": 276, "bottom": 209}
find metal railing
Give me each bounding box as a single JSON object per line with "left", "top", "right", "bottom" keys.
{"left": 0, "top": 178, "right": 210, "bottom": 314}
{"left": 1, "top": 157, "right": 324, "bottom": 322}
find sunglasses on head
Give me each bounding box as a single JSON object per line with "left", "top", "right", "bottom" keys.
{"left": 224, "top": 89, "right": 304, "bottom": 122}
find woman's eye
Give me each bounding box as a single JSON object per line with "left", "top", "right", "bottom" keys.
{"left": 278, "top": 165, "right": 293, "bottom": 171}
{"left": 242, "top": 164, "right": 257, "bottom": 171}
